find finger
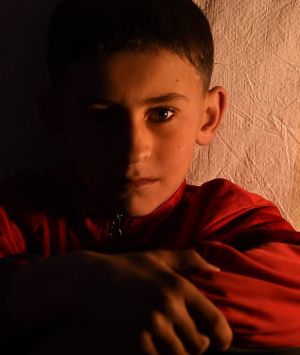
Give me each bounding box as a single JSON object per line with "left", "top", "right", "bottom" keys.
{"left": 140, "top": 330, "right": 160, "bottom": 355}
{"left": 184, "top": 283, "right": 232, "bottom": 350}
{"left": 173, "top": 306, "right": 211, "bottom": 354}
{"left": 175, "top": 325, "right": 210, "bottom": 355}
{"left": 153, "top": 249, "right": 220, "bottom": 275}
{"left": 150, "top": 311, "right": 189, "bottom": 355}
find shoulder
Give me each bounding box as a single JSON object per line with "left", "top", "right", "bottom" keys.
{"left": 183, "top": 178, "right": 294, "bottom": 237}
{"left": 185, "top": 178, "right": 272, "bottom": 209}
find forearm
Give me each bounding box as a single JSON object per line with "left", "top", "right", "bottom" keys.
{"left": 0, "top": 248, "right": 232, "bottom": 354}
{"left": 2, "top": 251, "right": 87, "bottom": 334}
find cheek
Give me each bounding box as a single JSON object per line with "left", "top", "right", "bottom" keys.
{"left": 157, "top": 137, "right": 195, "bottom": 173}
{"left": 65, "top": 125, "right": 108, "bottom": 168}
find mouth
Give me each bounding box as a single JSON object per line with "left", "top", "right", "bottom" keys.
{"left": 126, "top": 178, "right": 159, "bottom": 189}
{"left": 107, "top": 177, "right": 160, "bottom": 189}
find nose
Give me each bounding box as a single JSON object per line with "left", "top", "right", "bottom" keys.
{"left": 127, "top": 119, "right": 152, "bottom": 164}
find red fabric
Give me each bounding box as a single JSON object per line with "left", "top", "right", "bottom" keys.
{"left": 0, "top": 170, "right": 300, "bottom": 348}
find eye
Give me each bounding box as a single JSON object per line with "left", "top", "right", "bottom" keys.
{"left": 148, "top": 107, "right": 176, "bottom": 122}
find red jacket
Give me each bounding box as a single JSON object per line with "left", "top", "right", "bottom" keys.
{"left": 0, "top": 170, "right": 300, "bottom": 348}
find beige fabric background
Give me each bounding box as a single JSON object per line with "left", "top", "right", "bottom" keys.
{"left": 0, "top": 0, "right": 299, "bottom": 228}
{"left": 188, "top": 0, "right": 300, "bottom": 230}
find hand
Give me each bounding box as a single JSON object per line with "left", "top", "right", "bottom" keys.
{"left": 63, "top": 249, "right": 232, "bottom": 354}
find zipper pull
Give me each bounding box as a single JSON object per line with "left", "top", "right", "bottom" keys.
{"left": 109, "top": 213, "right": 124, "bottom": 237}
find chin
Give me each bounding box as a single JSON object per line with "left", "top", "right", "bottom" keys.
{"left": 122, "top": 198, "right": 161, "bottom": 217}
{"left": 123, "top": 205, "right": 156, "bottom": 217}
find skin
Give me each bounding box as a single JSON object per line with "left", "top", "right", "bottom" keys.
{"left": 43, "top": 49, "right": 227, "bottom": 217}
{"left": 15, "top": 250, "right": 231, "bottom": 355}
{"left": 16, "top": 49, "right": 231, "bottom": 354}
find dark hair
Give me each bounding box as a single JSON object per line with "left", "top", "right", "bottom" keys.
{"left": 47, "top": 0, "right": 214, "bottom": 90}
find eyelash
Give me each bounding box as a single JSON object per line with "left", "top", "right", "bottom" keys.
{"left": 148, "top": 107, "right": 176, "bottom": 123}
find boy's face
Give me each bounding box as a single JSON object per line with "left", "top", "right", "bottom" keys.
{"left": 49, "top": 49, "right": 226, "bottom": 216}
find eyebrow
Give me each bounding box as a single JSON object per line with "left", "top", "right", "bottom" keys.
{"left": 142, "top": 93, "right": 190, "bottom": 104}
{"left": 80, "top": 93, "right": 189, "bottom": 106}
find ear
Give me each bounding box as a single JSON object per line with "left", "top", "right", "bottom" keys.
{"left": 37, "top": 90, "right": 67, "bottom": 146}
{"left": 196, "top": 86, "right": 227, "bottom": 146}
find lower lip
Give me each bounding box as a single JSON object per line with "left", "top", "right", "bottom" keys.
{"left": 127, "top": 179, "right": 159, "bottom": 189}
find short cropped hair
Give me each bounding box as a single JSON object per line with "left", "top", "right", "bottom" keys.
{"left": 47, "top": 0, "right": 214, "bottom": 90}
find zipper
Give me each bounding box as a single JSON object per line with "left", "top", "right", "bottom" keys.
{"left": 109, "top": 213, "right": 125, "bottom": 237}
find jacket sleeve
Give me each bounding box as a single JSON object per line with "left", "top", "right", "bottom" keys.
{"left": 190, "top": 182, "right": 300, "bottom": 349}
{"left": 0, "top": 207, "right": 43, "bottom": 334}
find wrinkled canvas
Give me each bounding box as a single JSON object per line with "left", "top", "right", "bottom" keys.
{"left": 188, "top": 0, "right": 300, "bottom": 229}
{"left": 0, "top": 0, "right": 299, "bottom": 228}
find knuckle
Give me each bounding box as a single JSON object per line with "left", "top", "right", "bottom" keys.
{"left": 147, "top": 249, "right": 164, "bottom": 261}
{"left": 183, "top": 248, "right": 198, "bottom": 261}
{"left": 163, "top": 295, "right": 181, "bottom": 316}
{"left": 210, "top": 312, "right": 226, "bottom": 331}
{"left": 155, "top": 275, "right": 186, "bottom": 312}
{"left": 188, "top": 249, "right": 198, "bottom": 258}
{"left": 163, "top": 272, "right": 183, "bottom": 291}
{"left": 150, "top": 310, "right": 164, "bottom": 328}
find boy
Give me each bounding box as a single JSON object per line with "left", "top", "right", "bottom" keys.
{"left": 0, "top": 0, "right": 300, "bottom": 354}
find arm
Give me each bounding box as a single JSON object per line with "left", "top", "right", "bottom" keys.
{"left": 192, "top": 236, "right": 300, "bottom": 349}
{"left": 182, "top": 179, "right": 300, "bottom": 349}
{"left": 189, "top": 200, "right": 300, "bottom": 349}
{"left": 0, "top": 185, "right": 232, "bottom": 354}
{"left": 5, "top": 249, "right": 232, "bottom": 354}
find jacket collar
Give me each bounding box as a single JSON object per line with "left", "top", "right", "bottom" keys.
{"left": 53, "top": 166, "right": 187, "bottom": 228}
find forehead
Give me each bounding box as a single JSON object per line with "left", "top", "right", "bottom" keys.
{"left": 60, "top": 49, "right": 205, "bottom": 101}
